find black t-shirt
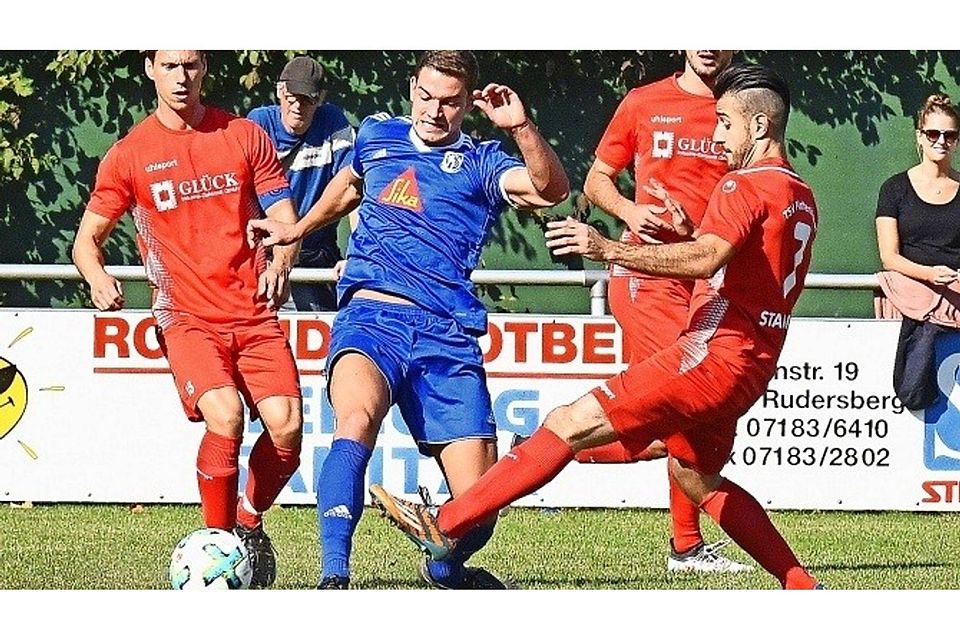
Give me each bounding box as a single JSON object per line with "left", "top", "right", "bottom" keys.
{"left": 876, "top": 171, "right": 960, "bottom": 269}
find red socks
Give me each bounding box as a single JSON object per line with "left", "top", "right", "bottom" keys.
{"left": 574, "top": 441, "right": 637, "bottom": 463}
{"left": 236, "top": 432, "right": 301, "bottom": 529}
{"left": 669, "top": 470, "right": 703, "bottom": 554}
{"left": 196, "top": 431, "right": 242, "bottom": 530}
{"left": 438, "top": 428, "right": 575, "bottom": 539}
{"left": 700, "top": 478, "right": 818, "bottom": 589}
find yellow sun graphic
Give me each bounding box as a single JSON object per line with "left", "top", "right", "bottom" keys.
{"left": 2, "top": 326, "right": 65, "bottom": 458}
{"left": 0, "top": 355, "right": 28, "bottom": 439}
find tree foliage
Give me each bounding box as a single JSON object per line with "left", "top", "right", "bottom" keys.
{"left": 2, "top": 50, "right": 959, "bottom": 309}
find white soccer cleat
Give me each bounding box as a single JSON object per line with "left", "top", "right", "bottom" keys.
{"left": 667, "top": 539, "right": 755, "bottom": 573}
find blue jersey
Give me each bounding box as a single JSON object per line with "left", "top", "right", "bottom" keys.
{"left": 339, "top": 115, "right": 524, "bottom": 334}
{"left": 247, "top": 103, "right": 355, "bottom": 266}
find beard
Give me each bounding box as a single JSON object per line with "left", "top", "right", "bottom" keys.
{"left": 726, "top": 141, "right": 758, "bottom": 170}
{"left": 685, "top": 52, "right": 725, "bottom": 79}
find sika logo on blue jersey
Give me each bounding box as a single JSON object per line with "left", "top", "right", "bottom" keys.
{"left": 378, "top": 167, "right": 423, "bottom": 212}
{"left": 923, "top": 332, "right": 960, "bottom": 470}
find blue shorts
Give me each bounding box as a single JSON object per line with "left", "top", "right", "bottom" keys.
{"left": 327, "top": 297, "right": 496, "bottom": 454}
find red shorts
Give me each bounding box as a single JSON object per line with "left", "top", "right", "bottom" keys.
{"left": 156, "top": 315, "right": 300, "bottom": 422}
{"left": 608, "top": 274, "right": 693, "bottom": 364}
{"left": 591, "top": 338, "right": 769, "bottom": 474}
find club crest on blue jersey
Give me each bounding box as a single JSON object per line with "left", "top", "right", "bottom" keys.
{"left": 378, "top": 167, "right": 423, "bottom": 212}
{"left": 441, "top": 151, "right": 465, "bottom": 174}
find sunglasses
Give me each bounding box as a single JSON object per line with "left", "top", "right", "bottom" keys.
{"left": 921, "top": 129, "right": 959, "bottom": 144}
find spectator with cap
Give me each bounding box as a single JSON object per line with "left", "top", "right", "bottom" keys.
{"left": 248, "top": 55, "right": 356, "bottom": 311}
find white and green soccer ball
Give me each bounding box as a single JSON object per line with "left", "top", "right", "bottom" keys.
{"left": 169, "top": 528, "right": 253, "bottom": 590}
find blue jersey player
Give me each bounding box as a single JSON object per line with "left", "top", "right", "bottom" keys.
{"left": 249, "top": 50, "right": 569, "bottom": 589}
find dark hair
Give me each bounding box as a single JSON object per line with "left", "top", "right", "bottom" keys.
{"left": 916, "top": 92, "right": 960, "bottom": 130}
{"left": 713, "top": 63, "right": 790, "bottom": 138}
{"left": 144, "top": 50, "right": 205, "bottom": 63}
{"left": 414, "top": 50, "right": 479, "bottom": 92}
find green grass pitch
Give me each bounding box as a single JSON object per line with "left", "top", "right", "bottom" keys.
{"left": 1, "top": 503, "right": 958, "bottom": 589}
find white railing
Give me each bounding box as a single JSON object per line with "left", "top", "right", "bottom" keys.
{"left": 0, "top": 264, "right": 880, "bottom": 317}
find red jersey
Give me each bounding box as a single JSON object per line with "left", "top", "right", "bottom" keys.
{"left": 87, "top": 107, "right": 288, "bottom": 328}
{"left": 683, "top": 158, "right": 818, "bottom": 372}
{"left": 594, "top": 74, "right": 727, "bottom": 254}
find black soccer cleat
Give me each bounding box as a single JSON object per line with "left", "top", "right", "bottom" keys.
{"left": 317, "top": 575, "right": 350, "bottom": 590}
{"left": 234, "top": 523, "right": 277, "bottom": 589}
{"left": 419, "top": 558, "right": 507, "bottom": 590}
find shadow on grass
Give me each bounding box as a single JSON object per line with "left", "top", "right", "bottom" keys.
{"left": 810, "top": 561, "right": 949, "bottom": 572}
{"left": 499, "top": 576, "right": 650, "bottom": 589}
{"left": 348, "top": 577, "right": 426, "bottom": 590}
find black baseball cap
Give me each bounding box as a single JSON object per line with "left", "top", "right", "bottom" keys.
{"left": 279, "top": 56, "right": 326, "bottom": 100}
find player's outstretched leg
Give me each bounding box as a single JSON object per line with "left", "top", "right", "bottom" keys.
{"left": 371, "top": 424, "right": 579, "bottom": 558}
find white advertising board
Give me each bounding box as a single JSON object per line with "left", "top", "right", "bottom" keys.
{"left": 0, "top": 310, "right": 957, "bottom": 511}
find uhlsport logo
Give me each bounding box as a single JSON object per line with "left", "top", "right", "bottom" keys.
{"left": 923, "top": 332, "right": 960, "bottom": 470}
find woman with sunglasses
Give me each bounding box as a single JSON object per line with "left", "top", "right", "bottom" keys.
{"left": 877, "top": 93, "right": 960, "bottom": 285}
{"left": 876, "top": 93, "right": 960, "bottom": 409}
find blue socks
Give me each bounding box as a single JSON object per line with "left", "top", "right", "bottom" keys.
{"left": 318, "top": 438, "right": 373, "bottom": 580}
{"left": 318, "top": 438, "right": 497, "bottom": 585}
{"left": 425, "top": 519, "right": 496, "bottom": 585}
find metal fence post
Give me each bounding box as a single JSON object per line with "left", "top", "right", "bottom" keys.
{"left": 590, "top": 278, "right": 608, "bottom": 317}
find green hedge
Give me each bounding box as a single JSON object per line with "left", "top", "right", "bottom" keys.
{"left": 4, "top": 50, "right": 960, "bottom": 316}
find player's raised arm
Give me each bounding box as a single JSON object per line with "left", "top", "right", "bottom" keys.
{"left": 545, "top": 217, "right": 735, "bottom": 280}
{"left": 473, "top": 83, "right": 569, "bottom": 208}
{"left": 72, "top": 210, "right": 125, "bottom": 311}
{"left": 248, "top": 165, "right": 362, "bottom": 248}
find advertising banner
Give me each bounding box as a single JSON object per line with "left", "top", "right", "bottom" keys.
{"left": 0, "top": 310, "right": 955, "bottom": 511}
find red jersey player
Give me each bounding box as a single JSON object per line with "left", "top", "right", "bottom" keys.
{"left": 371, "top": 63, "right": 822, "bottom": 590}
{"left": 580, "top": 49, "right": 746, "bottom": 573}
{"left": 72, "top": 51, "right": 302, "bottom": 589}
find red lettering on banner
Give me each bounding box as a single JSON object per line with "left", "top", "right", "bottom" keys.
{"left": 922, "top": 480, "right": 959, "bottom": 503}
{"left": 504, "top": 322, "right": 537, "bottom": 362}
{"left": 296, "top": 320, "right": 330, "bottom": 359}
{"left": 133, "top": 317, "right": 162, "bottom": 359}
{"left": 278, "top": 319, "right": 292, "bottom": 339}
{"left": 583, "top": 323, "right": 616, "bottom": 364}
{"left": 483, "top": 322, "right": 502, "bottom": 363}
{"left": 542, "top": 323, "right": 576, "bottom": 363}
{"left": 94, "top": 317, "right": 130, "bottom": 358}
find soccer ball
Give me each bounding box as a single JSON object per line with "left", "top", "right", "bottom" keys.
{"left": 169, "top": 528, "right": 253, "bottom": 590}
